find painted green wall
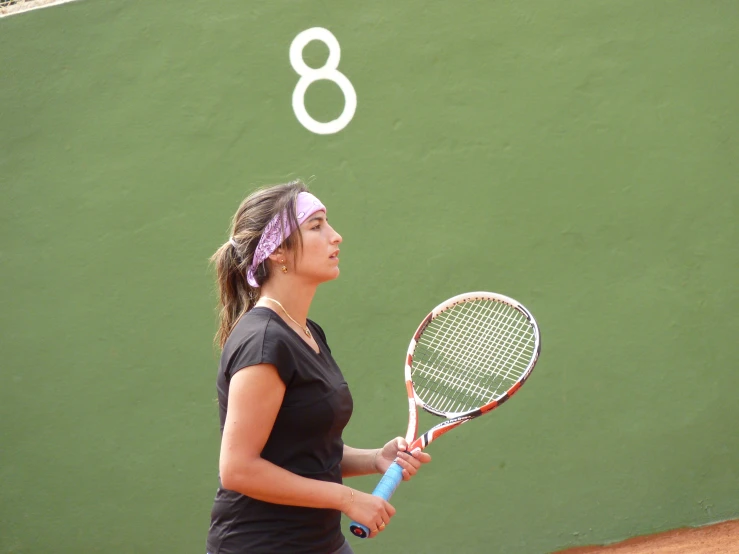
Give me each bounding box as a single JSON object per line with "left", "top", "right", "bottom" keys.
{"left": 1, "top": 1, "right": 737, "bottom": 552}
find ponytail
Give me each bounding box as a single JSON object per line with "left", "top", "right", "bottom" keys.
{"left": 210, "top": 240, "right": 258, "bottom": 348}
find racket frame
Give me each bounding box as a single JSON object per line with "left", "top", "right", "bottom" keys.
{"left": 349, "top": 291, "right": 541, "bottom": 539}
{"left": 404, "top": 291, "right": 540, "bottom": 451}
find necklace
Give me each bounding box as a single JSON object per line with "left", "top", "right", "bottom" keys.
{"left": 262, "top": 297, "right": 312, "bottom": 338}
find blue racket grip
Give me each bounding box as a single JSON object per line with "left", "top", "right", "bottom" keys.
{"left": 349, "top": 461, "right": 404, "bottom": 539}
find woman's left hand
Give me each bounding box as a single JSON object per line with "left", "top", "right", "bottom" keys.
{"left": 374, "top": 437, "right": 432, "bottom": 481}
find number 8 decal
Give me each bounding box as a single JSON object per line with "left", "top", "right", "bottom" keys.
{"left": 290, "top": 28, "right": 357, "bottom": 135}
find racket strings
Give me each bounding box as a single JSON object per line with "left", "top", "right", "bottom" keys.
{"left": 459, "top": 302, "right": 535, "bottom": 396}
{"left": 413, "top": 304, "right": 488, "bottom": 407}
{"left": 428, "top": 302, "right": 506, "bottom": 408}
{"left": 415, "top": 308, "right": 530, "bottom": 413}
{"left": 458, "top": 301, "right": 535, "bottom": 395}
{"left": 427, "top": 302, "right": 525, "bottom": 410}
{"left": 481, "top": 303, "right": 535, "bottom": 384}
{"left": 412, "top": 299, "right": 536, "bottom": 414}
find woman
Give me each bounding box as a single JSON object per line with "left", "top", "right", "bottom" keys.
{"left": 206, "top": 181, "right": 431, "bottom": 554}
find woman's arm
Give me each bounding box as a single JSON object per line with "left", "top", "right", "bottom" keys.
{"left": 220, "top": 363, "right": 343, "bottom": 508}
{"left": 219, "top": 364, "right": 394, "bottom": 532}
{"left": 342, "top": 440, "right": 432, "bottom": 479}
{"left": 341, "top": 446, "right": 381, "bottom": 477}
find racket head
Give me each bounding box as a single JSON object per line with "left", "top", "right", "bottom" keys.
{"left": 406, "top": 291, "right": 541, "bottom": 418}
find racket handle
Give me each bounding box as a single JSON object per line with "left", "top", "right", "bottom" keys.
{"left": 348, "top": 461, "right": 404, "bottom": 539}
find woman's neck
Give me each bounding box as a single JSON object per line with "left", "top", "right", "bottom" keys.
{"left": 257, "top": 280, "right": 316, "bottom": 324}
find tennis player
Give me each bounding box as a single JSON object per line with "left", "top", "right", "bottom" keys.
{"left": 206, "top": 180, "right": 431, "bottom": 554}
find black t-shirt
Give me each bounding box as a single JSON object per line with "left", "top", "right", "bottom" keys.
{"left": 206, "top": 307, "right": 354, "bottom": 554}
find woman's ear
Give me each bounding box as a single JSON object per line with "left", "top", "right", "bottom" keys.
{"left": 267, "top": 247, "right": 286, "bottom": 264}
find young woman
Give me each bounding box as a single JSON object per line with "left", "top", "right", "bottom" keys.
{"left": 206, "top": 181, "right": 431, "bottom": 554}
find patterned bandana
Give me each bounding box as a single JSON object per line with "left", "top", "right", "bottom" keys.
{"left": 246, "top": 192, "right": 326, "bottom": 287}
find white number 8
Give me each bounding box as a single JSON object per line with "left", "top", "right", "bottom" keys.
{"left": 290, "top": 28, "right": 357, "bottom": 135}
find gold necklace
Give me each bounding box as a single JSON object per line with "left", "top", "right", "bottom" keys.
{"left": 262, "top": 297, "right": 312, "bottom": 338}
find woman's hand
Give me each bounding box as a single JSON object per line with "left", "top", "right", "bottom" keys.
{"left": 342, "top": 488, "right": 395, "bottom": 538}
{"left": 374, "top": 437, "right": 432, "bottom": 481}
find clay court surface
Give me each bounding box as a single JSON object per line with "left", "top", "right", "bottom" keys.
{"left": 557, "top": 520, "right": 739, "bottom": 554}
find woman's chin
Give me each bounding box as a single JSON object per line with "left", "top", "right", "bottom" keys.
{"left": 309, "top": 268, "right": 340, "bottom": 285}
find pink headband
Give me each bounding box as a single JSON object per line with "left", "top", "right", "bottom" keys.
{"left": 246, "top": 192, "right": 326, "bottom": 287}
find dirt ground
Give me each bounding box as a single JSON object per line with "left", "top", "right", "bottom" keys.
{"left": 556, "top": 520, "right": 739, "bottom": 554}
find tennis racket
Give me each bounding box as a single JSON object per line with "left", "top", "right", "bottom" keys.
{"left": 349, "top": 291, "right": 541, "bottom": 538}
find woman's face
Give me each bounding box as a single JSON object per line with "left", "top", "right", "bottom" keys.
{"left": 293, "top": 210, "right": 342, "bottom": 284}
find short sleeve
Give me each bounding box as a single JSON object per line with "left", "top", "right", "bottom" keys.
{"left": 224, "top": 315, "right": 297, "bottom": 386}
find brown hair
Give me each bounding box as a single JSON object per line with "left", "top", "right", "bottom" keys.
{"left": 210, "top": 180, "right": 308, "bottom": 348}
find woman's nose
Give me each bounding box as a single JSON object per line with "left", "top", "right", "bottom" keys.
{"left": 329, "top": 224, "right": 342, "bottom": 244}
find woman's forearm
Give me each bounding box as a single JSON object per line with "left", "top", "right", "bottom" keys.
{"left": 341, "top": 445, "right": 381, "bottom": 477}
{"left": 221, "top": 457, "right": 352, "bottom": 511}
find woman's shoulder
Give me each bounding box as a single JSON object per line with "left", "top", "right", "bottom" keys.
{"left": 228, "top": 307, "right": 286, "bottom": 346}
{"left": 225, "top": 309, "right": 330, "bottom": 356}
{"left": 220, "top": 308, "right": 296, "bottom": 379}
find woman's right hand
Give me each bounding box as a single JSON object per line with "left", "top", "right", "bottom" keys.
{"left": 343, "top": 488, "right": 395, "bottom": 538}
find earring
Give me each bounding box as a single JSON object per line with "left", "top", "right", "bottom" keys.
{"left": 281, "top": 265, "right": 288, "bottom": 274}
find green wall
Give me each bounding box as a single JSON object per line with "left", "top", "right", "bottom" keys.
{"left": 1, "top": 1, "right": 737, "bottom": 552}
